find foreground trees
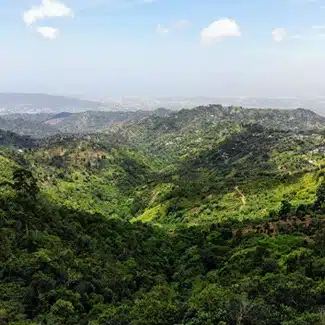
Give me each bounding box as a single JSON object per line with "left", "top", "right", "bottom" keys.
{"left": 1, "top": 170, "right": 325, "bottom": 325}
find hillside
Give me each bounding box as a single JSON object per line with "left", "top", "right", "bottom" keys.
{"left": 1, "top": 105, "right": 325, "bottom": 324}
{"left": 2, "top": 106, "right": 322, "bottom": 226}
{"left": 0, "top": 115, "right": 60, "bottom": 138}
{"left": 1, "top": 145, "right": 325, "bottom": 325}
{"left": 0, "top": 108, "right": 172, "bottom": 138}
{"left": 43, "top": 109, "right": 171, "bottom": 134}
{"left": 0, "top": 93, "right": 108, "bottom": 115}
{"left": 136, "top": 105, "right": 325, "bottom": 133}
{"left": 1, "top": 105, "right": 325, "bottom": 139}
{"left": 0, "top": 129, "right": 36, "bottom": 148}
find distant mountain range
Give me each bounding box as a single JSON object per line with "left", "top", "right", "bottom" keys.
{"left": 0, "top": 108, "right": 172, "bottom": 138}
{"left": 1, "top": 93, "right": 325, "bottom": 115}
{"left": 0, "top": 104, "right": 324, "bottom": 140}
{"left": 0, "top": 93, "right": 105, "bottom": 114}
{"left": 100, "top": 96, "right": 325, "bottom": 115}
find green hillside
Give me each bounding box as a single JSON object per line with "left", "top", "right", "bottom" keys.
{"left": 2, "top": 107, "right": 322, "bottom": 226}
{"left": 13, "top": 122, "right": 322, "bottom": 226}
{"left": 0, "top": 109, "right": 173, "bottom": 138}
{"left": 1, "top": 163, "right": 325, "bottom": 325}
{"left": 1, "top": 105, "right": 325, "bottom": 324}
{"left": 131, "top": 125, "right": 324, "bottom": 225}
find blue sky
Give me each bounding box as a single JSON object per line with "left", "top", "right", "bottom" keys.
{"left": 1, "top": 0, "right": 325, "bottom": 98}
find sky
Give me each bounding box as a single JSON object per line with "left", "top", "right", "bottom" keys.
{"left": 2, "top": 0, "right": 325, "bottom": 99}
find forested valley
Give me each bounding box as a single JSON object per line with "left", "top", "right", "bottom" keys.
{"left": 1, "top": 105, "right": 325, "bottom": 325}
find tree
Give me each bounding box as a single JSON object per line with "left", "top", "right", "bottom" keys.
{"left": 282, "top": 313, "right": 325, "bottom": 325}
{"left": 45, "top": 299, "right": 78, "bottom": 325}
{"left": 130, "top": 285, "right": 181, "bottom": 325}
{"left": 315, "top": 182, "right": 325, "bottom": 212}
{"left": 279, "top": 200, "right": 293, "bottom": 217}
{"left": 186, "top": 284, "right": 233, "bottom": 325}
{"left": 12, "top": 168, "right": 39, "bottom": 202}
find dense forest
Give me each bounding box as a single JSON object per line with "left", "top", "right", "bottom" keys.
{"left": 1, "top": 105, "right": 325, "bottom": 324}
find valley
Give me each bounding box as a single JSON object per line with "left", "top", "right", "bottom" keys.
{"left": 1, "top": 104, "right": 325, "bottom": 325}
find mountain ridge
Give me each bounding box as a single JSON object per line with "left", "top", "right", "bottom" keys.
{"left": 0, "top": 105, "right": 322, "bottom": 226}
{"left": 2, "top": 92, "right": 325, "bottom": 115}
{"left": 1, "top": 103, "right": 325, "bottom": 324}
{"left": 0, "top": 105, "right": 324, "bottom": 139}
{"left": 0, "top": 93, "right": 105, "bottom": 114}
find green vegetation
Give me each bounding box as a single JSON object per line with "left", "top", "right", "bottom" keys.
{"left": 1, "top": 105, "right": 325, "bottom": 324}
{"left": 0, "top": 108, "right": 172, "bottom": 138}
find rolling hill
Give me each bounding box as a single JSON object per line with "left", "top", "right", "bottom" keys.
{"left": 1, "top": 104, "right": 325, "bottom": 325}
{"left": 0, "top": 108, "right": 172, "bottom": 138}
{"left": 0, "top": 105, "right": 322, "bottom": 225}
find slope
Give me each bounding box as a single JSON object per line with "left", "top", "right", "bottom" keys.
{"left": 0, "top": 108, "right": 172, "bottom": 138}
{"left": 130, "top": 124, "right": 325, "bottom": 225}
{"left": 0, "top": 105, "right": 324, "bottom": 227}
{"left": 1, "top": 163, "right": 325, "bottom": 325}
{"left": 0, "top": 93, "right": 104, "bottom": 114}
{"left": 9, "top": 110, "right": 322, "bottom": 226}
{"left": 23, "top": 134, "right": 152, "bottom": 217}
{"left": 1, "top": 105, "right": 325, "bottom": 324}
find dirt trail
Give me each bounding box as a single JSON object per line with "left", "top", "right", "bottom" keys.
{"left": 235, "top": 186, "right": 247, "bottom": 205}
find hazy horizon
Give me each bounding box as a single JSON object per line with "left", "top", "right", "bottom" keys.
{"left": 1, "top": 92, "right": 325, "bottom": 117}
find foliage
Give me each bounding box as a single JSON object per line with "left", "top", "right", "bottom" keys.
{"left": 1, "top": 105, "right": 325, "bottom": 324}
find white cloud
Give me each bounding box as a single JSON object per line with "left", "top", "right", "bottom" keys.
{"left": 272, "top": 28, "right": 287, "bottom": 42}
{"left": 23, "top": 0, "right": 73, "bottom": 25}
{"left": 156, "top": 24, "right": 170, "bottom": 35}
{"left": 36, "top": 26, "right": 59, "bottom": 39}
{"left": 200, "top": 18, "right": 241, "bottom": 44}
